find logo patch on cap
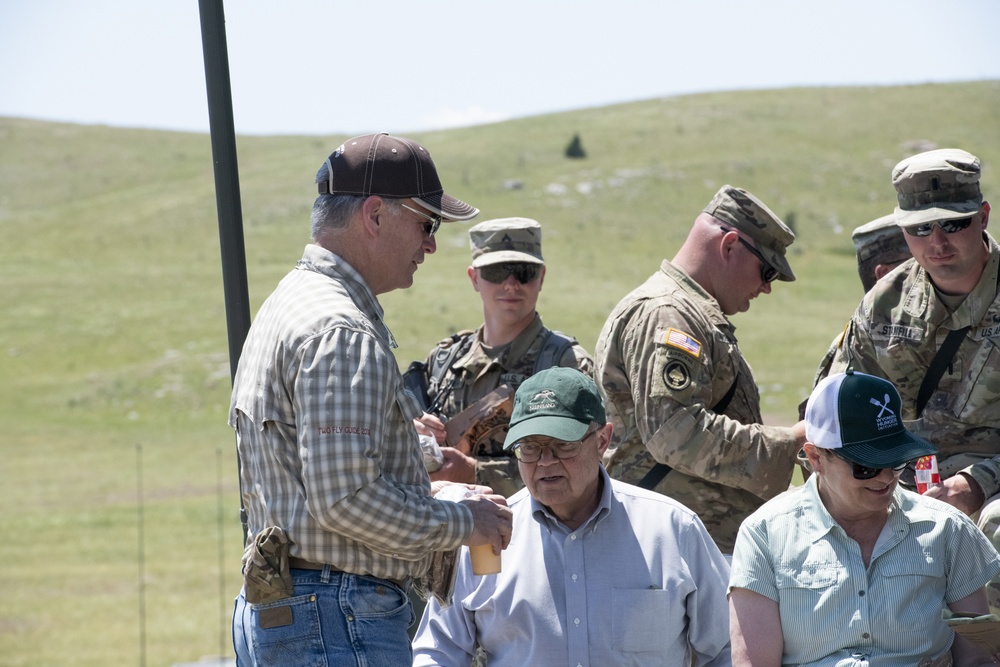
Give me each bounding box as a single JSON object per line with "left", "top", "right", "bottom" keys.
{"left": 662, "top": 328, "right": 702, "bottom": 358}
{"left": 870, "top": 393, "right": 899, "bottom": 431}
{"left": 527, "top": 389, "right": 558, "bottom": 412}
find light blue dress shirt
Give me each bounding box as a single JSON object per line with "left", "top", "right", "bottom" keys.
{"left": 730, "top": 475, "right": 1000, "bottom": 666}
{"left": 412, "top": 467, "right": 732, "bottom": 667}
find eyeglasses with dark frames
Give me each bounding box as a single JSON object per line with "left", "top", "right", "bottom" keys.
{"left": 400, "top": 203, "right": 443, "bottom": 238}
{"left": 511, "top": 427, "right": 598, "bottom": 463}
{"left": 478, "top": 263, "right": 541, "bottom": 285}
{"left": 902, "top": 216, "right": 974, "bottom": 238}
{"left": 830, "top": 450, "right": 910, "bottom": 480}
{"left": 719, "top": 226, "right": 779, "bottom": 283}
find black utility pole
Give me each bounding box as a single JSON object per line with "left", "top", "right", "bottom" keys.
{"left": 198, "top": 0, "right": 251, "bottom": 540}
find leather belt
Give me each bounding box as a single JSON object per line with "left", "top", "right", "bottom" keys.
{"left": 288, "top": 557, "right": 409, "bottom": 589}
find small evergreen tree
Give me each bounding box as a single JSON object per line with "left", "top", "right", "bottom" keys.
{"left": 565, "top": 133, "right": 586, "bottom": 159}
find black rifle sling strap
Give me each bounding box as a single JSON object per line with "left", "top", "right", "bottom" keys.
{"left": 638, "top": 374, "right": 739, "bottom": 491}
{"left": 914, "top": 265, "right": 1000, "bottom": 415}
{"left": 915, "top": 325, "right": 971, "bottom": 417}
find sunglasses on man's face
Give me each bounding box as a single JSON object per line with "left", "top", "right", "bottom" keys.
{"left": 720, "top": 226, "right": 779, "bottom": 283}
{"left": 903, "top": 215, "right": 974, "bottom": 238}
{"left": 831, "top": 450, "right": 909, "bottom": 480}
{"left": 478, "top": 263, "right": 541, "bottom": 284}
{"left": 400, "top": 203, "right": 443, "bottom": 238}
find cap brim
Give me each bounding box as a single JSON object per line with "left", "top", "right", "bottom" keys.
{"left": 472, "top": 252, "right": 545, "bottom": 268}
{"left": 895, "top": 202, "right": 981, "bottom": 228}
{"left": 503, "top": 416, "right": 590, "bottom": 450}
{"left": 414, "top": 193, "right": 479, "bottom": 222}
{"left": 836, "top": 431, "right": 937, "bottom": 469}
{"left": 760, "top": 247, "right": 796, "bottom": 282}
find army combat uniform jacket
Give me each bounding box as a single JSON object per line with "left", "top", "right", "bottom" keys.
{"left": 424, "top": 313, "right": 594, "bottom": 497}
{"left": 595, "top": 260, "right": 799, "bottom": 552}
{"left": 833, "top": 234, "right": 1000, "bottom": 497}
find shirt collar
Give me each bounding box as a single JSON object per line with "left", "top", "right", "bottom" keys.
{"left": 903, "top": 232, "right": 1000, "bottom": 327}
{"left": 296, "top": 244, "right": 396, "bottom": 347}
{"left": 660, "top": 259, "right": 733, "bottom": 330}
{"left": 529, "top": 466, "right": 613, "bottom": 533}
{"left": 800, "top": 474, "right": 914, "bottom": 545}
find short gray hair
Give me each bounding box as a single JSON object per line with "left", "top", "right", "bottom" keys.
{"left": 310, "top": 161, "right": 402, "bottom": 240}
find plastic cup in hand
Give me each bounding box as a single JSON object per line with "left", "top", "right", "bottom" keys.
{"left": 468, "top": 543, "right": 502, "bottom": 575}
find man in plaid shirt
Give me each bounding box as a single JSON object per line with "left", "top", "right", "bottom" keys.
{"left": 230, "top": 133, "right": 513, "bottom": 667}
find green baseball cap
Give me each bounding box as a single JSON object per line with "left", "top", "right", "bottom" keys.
{"left": 503, "top": 367, "right": 606, "bottom": 449}
{"left": 805, "top": 371, "right": 936, "bottom": 468}
{"left": 703, "top": 185, "right": 796, "bottom": 282}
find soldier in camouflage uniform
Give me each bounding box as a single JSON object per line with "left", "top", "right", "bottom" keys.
{"left": 415, "top": 217, "right": 593, "bottom": 498}
{"left": 595, "top": 185, "right": 807, "bottom": 553}
{"left": 831, "top": 148, "right": 1000, "bottom": 612}
{"left": 810, "top": 213, "right": 913, "bottom": 388}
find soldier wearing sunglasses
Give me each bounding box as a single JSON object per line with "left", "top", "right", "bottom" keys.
{"left": 832, "top": 148, "right": 1000, "bottom": 613}
{"left": 730, "top": 371, "right": 1000, "bottom": 667}
{"left": 411, "top": 217, "right": 594, "bottom": 498}
{"left": 595, "top": 185, "right": 807, "bottom": 554}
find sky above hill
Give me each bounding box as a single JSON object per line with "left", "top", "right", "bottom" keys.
{"left": 2, "top": 0, "right": 999, "bottom": 137}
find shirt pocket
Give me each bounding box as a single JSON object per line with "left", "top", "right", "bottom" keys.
{"left": 877, "top": 555, "right": 946, "bottom": 636}
{"left": 953, "top": 335, "right": 1000, "bottom": 426}
{"left": 611, "top": 588, "right": 676, "bottom": 654}
{"left": 775, "top": 564, "right": 844, "bottom": 646}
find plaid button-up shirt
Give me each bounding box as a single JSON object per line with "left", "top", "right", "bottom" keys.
{"left": 230, "top": 244, "right": 472, "bottom": 581}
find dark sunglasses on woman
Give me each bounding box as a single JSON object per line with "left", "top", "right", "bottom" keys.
{"left": 478, "top": 263, "right": 541, "bottom": 284}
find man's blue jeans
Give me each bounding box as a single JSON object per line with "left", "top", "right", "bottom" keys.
{"left": 233, "top": 566, "right": 414, "bottom": 666}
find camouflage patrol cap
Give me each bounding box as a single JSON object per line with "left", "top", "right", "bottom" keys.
{"left": 892, "top": 148, "right": 983, "bottom": 228}
{"left": 852, "top": 213, "right": 910, "bottom": 264}
{"left": 469, "top": 217, "right": 544, "bottom": 268}
{"left": 703, "top": 185, "right": 796, "bottom": 282}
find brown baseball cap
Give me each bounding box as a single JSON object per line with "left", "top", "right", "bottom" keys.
{"left": 317, "top": 133, "right": 478, "bottom": 221}
{"left": 703, "top": 185, "right": 796, "bottom": 281}
{"left": 892, "top": 148, "right": 983, "bottom": 228}
{"left": 469, "top": 217, "right": 544, "bottom": 268}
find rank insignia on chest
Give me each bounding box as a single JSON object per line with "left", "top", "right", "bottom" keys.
{"left": 662, "top": 328, "right": 702, "bottom": 358}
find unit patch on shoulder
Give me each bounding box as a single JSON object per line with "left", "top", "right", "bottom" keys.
{"left": 661, "top": 328, "right": 702, "bottom": 358}
{"left": 662, "top": 359, "right": 691, "bottom": 391}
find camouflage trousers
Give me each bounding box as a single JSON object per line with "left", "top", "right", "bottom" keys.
{"left": 976, "top": 492, "right": 1000, "bottom": 616}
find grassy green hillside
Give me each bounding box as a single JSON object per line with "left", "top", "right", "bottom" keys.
{"left": 2, "top": 81, "right": 998, "bottom": 665}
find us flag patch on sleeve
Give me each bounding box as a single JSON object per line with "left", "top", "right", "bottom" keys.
{"left": 662, "top": 328, "right": 702, "bottom": 358}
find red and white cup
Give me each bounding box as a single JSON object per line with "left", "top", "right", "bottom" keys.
{"left": 915, "top": 455, "right": 941, "bottom": 494}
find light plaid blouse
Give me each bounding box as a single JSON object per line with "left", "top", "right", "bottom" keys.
{"left": 230, "top": 244, "right": 472, "bottom": 582}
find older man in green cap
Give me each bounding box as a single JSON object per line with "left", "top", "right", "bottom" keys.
{"left": 595, "top": 185, "right": 807, "bottom": 553}
{"left": 833, "top": 147, "right": 1000, "bottom": 612}
{"left": 412, "top": 367, "right": 732, "bottom": 666}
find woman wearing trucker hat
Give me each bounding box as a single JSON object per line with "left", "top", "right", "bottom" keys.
{"left": 729, "top": 371, "right": 1000, "bottom": 667}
